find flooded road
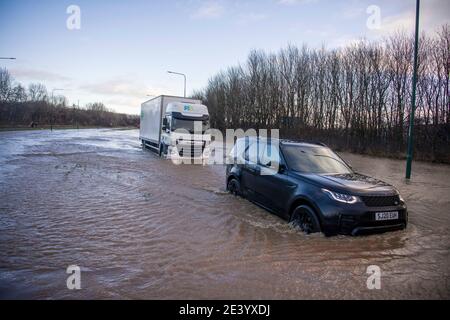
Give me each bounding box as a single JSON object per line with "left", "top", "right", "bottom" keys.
{"left": 0, "top": 129, "right": 449, "bottom": 299}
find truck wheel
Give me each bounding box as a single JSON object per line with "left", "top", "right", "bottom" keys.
{"left": 227, "top": 178, "right": 241, "bottom": 196}
{"left": 160, "top": 144, "right": 168, "bottom": 157}
{"left": 290, "top": 205, "right": 321, "bottom": 234}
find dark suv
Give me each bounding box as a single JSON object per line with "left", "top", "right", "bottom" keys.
{"left": 226, "top": 137, "right": 408, "bottom": 236}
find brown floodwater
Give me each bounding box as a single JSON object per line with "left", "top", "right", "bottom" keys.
{"left": 0, "top": 129, "right": 449, "bottom": 299}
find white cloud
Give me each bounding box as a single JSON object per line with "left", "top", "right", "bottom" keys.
{"left": 277, "top": 0, "right": 318, "bottom": 5}
{"left": 236, "top": 12, "right": 268, "bottom": 25}
{"left": 368, "top": 0, "right": 450, "bottom": 38}
{"left": 103, "top": 97, "right": 143, "bottom": 115}
{"left": 379, "top": 12, "right": 415, "bottom": 35}
{"left": 341, "top": 6, "right": 364, "bottom": 19}
{"left": 81, "top": 79, "right": 147, "bottom": 97}
{"left": 302, "top": 27, "right": 333, "bottom": 38}
{"left": 190, "top": 1, "right": 224, "bottom": 19}
{"left": 330, "top": 35, "right": 363, "bottom": 48}
{"left": 79, "top": 77, "right": 175, "bottom": 115}
{"left": 10, "top": 68, "right": 70, "bottom": 83}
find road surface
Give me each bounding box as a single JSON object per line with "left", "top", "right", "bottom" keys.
{"left": 0, "top": 129, "right": 449, "bottom": 299}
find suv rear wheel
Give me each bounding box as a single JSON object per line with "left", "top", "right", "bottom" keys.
{"left": 227, "top": 178, "right": 241, "bottom": 196}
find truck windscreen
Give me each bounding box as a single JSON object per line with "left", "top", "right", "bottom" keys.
{"left": 171, "top": 118, "right": 209, "bottom": 134}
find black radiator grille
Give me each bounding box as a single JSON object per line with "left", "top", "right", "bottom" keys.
{"left": 361, "top": 195, "right": 400, "bottom": 207}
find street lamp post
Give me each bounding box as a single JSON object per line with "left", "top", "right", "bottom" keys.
{"left": 51, "top": 88, "right": 64, "bottom": 131}
{"left": 0, "top": 57, "right": 16, "bottom": 60}
{"left": 405, "top": 0, "right": 421, "bottom": 179}
{"left": 167, "top": 71, "right": 186, "bottom": 98}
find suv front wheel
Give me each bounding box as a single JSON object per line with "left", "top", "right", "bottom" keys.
{"left": 290, "top": 205, "right": 321, "bottom": 234}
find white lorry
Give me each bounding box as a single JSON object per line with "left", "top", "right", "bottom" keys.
{"left": 140, "top": 95, "right": 210, "bottom": 163}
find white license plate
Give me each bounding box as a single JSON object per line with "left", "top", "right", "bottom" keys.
{"left": 375, "top": 211, "right": 399, "bottom": 221}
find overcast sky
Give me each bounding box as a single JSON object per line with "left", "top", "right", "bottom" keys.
{"left": 1, "top": 0, "right": 448, "bottom": 114}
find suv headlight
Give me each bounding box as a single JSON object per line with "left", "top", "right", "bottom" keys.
{"left": 322, "top": 188, "right": 359, "bottom": 204}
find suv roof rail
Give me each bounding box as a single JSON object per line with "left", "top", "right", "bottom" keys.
{"left": 233, "top": 137, "right": 327, "bottom": 147}
{"left": 280, "top": 139, "right": 327, "bottom": 147}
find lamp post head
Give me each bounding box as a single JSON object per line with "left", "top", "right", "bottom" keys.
{"left": 167, "top": 71, "right": 187, "bottom": 97}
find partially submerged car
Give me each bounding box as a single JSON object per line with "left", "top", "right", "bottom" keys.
{"left": 226, "top": 137, "right": 408, "bottom": 236}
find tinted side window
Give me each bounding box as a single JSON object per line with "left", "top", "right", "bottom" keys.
{"left": 259, "top": 143, "right": 280, "bottom": 167}
{"left": 244, "top": 140, "right": 264, "bottom": 164}
{"left": 230, "top": 139, "right": 251, "bottom": 163}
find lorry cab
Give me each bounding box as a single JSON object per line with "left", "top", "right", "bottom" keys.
{"left": 160, "top": 102, "right": 210, "bottom": 162}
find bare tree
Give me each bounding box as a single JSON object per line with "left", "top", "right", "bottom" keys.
{"left": 196, "top": 25, "right": 450, "bottom": 163}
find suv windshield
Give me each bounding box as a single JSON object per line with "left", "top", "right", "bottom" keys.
{"left": 281, "top": 145, "right": 352, "bottom": 174}
{"left": 171, "top": 118, "right": 209, "bottom": 134}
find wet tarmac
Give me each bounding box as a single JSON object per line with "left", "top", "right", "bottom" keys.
{"left": 0, "top": 129, "right": 449, "bottom": 299}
